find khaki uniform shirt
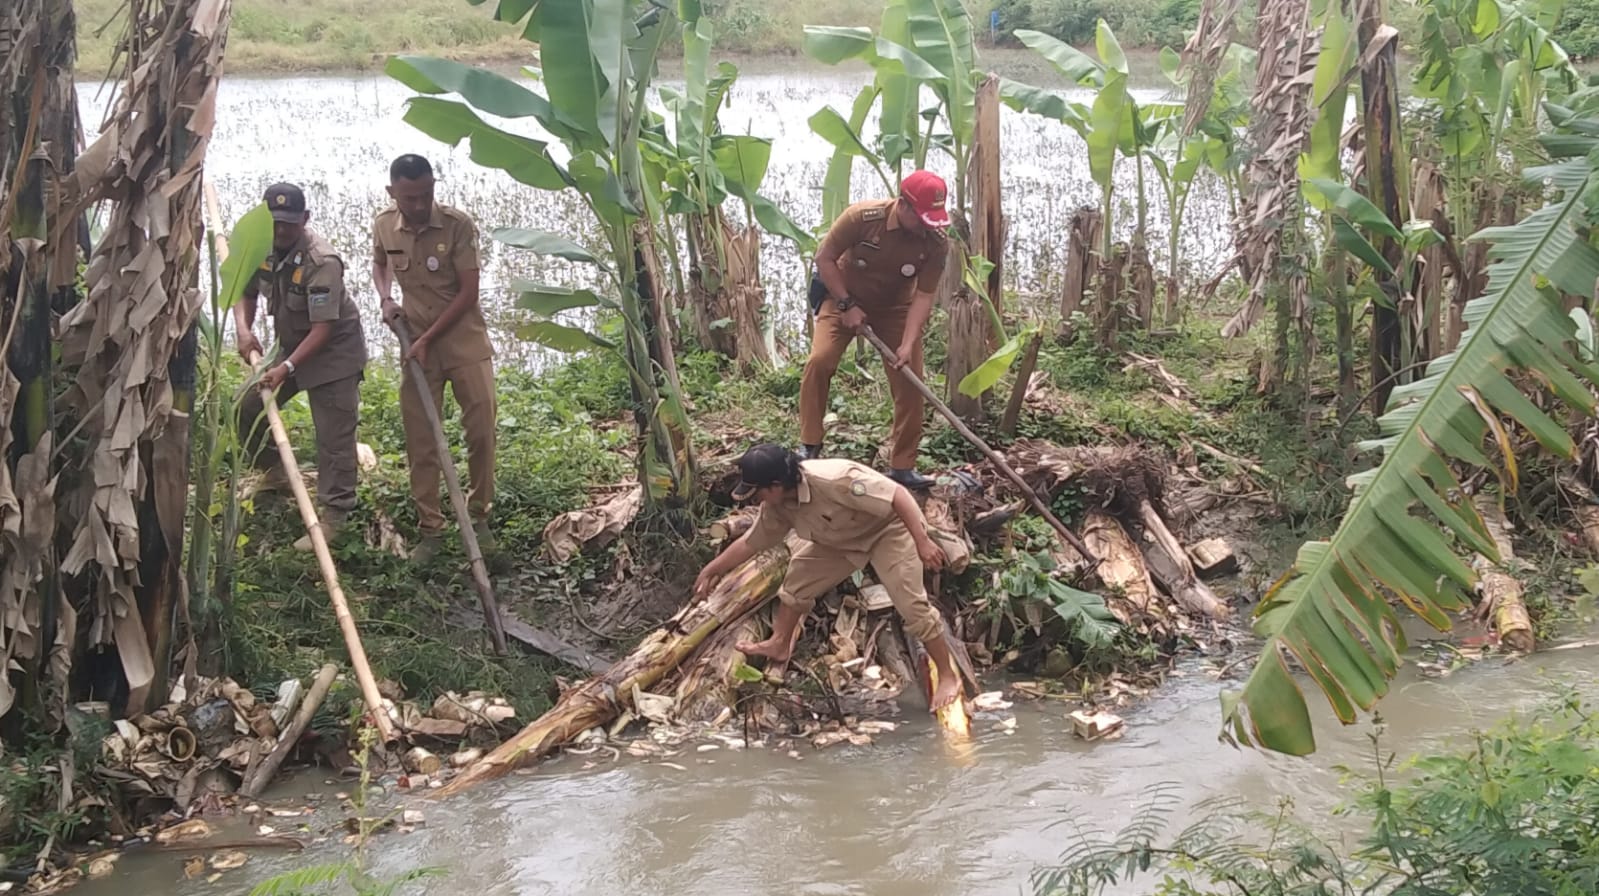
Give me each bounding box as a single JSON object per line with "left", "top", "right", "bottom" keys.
{"left": 744, "top": 459, "right": 903, "bottom": 559}
{"left": 372, "top": 203, "right": 492, "bottom": 372}
{"left": 252, "top": 230, "right": 367, "bottom": 389}
{"left": 818, "top": 198, "right": 949, "bottom": 309}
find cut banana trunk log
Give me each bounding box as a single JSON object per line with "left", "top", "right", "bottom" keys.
{"left": 434, "top": 533, "right": 798, "bottom": 798}
{"left": 1133, "top": 500, "right": 1230, "bottom": 619}
{"left": 1081, "top": 510, "right": 1160, "bottom": 625}
{"left": 1471, "top": 496, "right": 1534, "bottom": 654}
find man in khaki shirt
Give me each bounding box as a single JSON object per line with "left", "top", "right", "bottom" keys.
{"left": 236, "top": 182, "right": 369, "bottom": 550}
{"left": 692, "top": 443, "right": 964, "bottom": 712}
{"left": 802, "top": 169, "right": 951, "bottom": 489}
{"left": 372, "top": 154, "right": 498, "bottom": 564}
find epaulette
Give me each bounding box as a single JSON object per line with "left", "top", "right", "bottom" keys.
{"left": 860, "top": 206, "right": 887, "bottom": 222}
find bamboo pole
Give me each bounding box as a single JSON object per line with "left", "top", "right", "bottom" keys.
{"left": 246, "top": 350, "right": 395, "bottom": 744}
{"left": 241, "top": 662, "right": 339, "bottom": 797}
{"left": 389, "top": 320, "right": 507, "bottom": 655}
{"left": 860, "top": 326, "right": 1101, "bottom": 566}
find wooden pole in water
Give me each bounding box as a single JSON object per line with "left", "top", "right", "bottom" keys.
{"left": 860, "top": 326, "right": 1101, "bottom": 567}
{"left": 246, "top": 350, "right": 396, "bottom": 744}
{"left": 389, "top": 318, "right": 507, "bottom": 655}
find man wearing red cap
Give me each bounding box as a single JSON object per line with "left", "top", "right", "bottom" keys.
{"left": 801, "top": 170, "right": 951, "bottom": 489}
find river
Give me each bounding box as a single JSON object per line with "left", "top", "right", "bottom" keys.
{"left": 73, "top": 618, "right": 1599, "bottom": 895}
{"left": 63, "top": 63, "right": 1599, "bottom": 894}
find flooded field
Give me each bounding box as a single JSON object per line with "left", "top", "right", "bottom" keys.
{"left": 77, "top": 62, "right": 1232, "bottom": 369}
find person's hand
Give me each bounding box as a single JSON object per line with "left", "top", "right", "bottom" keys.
{"left": 407, "top": 333, "right": 432, "bottom": 367}
{"left": 917, "top": 535, "right": 947, "bottom": 570}
{"left": 840, "top": 305, "right": 868, "bottom": 333}
{"left": 236, "top": 330, "right": 262, "bottom": 363}
{"left": 891, "top": 341, "right": 916, "bottom": 370}
{"left": 259, "top": 363, "right": 290, "bottom": 391}
{"left": 694, "top": 565, "right": 723, "bottom": 598}
{"left": 381, "top": 296, "right": 404, "bottom": 325}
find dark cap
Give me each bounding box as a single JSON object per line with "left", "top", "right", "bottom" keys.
{"left": 730, "top": 443, "right": 794, "bottom": 501}
{"left": 263, "top": 182, "right": 307, "bottom": 223}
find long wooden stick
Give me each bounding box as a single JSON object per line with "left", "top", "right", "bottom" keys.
{"left": 241, "top": 662, "right": 340, "bottom": 797}
{"left": 861, "top": 326, "right": 1101, "bottom": 566}
{"left": 390, "top": 320, "right": 507, "bottom": 655}
{"left": 246, "top": 352, "right": 395, "bottom": 743}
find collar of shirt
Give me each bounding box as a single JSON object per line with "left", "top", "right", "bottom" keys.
{"left": 885, "top": 199, "right": 903, "bottom": 232}
{"left": 398, "top": 206, "right": 445, "bottom": 235}
{"left": 271, "top": 234, "right": 313, "bottom": 271}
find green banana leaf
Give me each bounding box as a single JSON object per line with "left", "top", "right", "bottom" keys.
{"left": 512, "top": 282, "right": 614, "bottom": 314}
{"left": 494, "top": 228, "right": 605, "bottom": 266}
{"left": 1086, "top": 72, "right": 1128, "bottom": 193}
{"left": 906, "top": 0, "right": 976, "bottom": 145}
{"left": 399, "top": 97, "right": 569, "bottom": 191}
{"left": 1222, "top": 146, "right": 1599, "bottom": 756}
{"left": 997, "top": 77, "right": 1087, "bottom": 128}
{"left": 1012, "top": 28, "right": 1105, "bottom": 87}
{"left": 515, "top": 319, "right": 615, "bottom": 352}
{"left": 1299, "top": 6, "right": 1354, "bottom": 188}
{"left": 217, "top": 203, "right": 273, "bottom": 312}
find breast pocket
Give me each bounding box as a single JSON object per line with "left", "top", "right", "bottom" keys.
{"left": 390, "top": 254, "right": 411, "bottom": 274}
{"left": 283, "top": 288, "right": 309, "bottom": 312}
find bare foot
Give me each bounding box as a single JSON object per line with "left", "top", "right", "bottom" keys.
{"left": 736, "top": 637, "right": 794, "bottom": 663}
{"left": 930, "top": 675, "right": 963, "bottom": 713}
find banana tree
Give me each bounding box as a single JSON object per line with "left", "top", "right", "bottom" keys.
{"left": 644, "top": 17, "right": 810, "bottom": 367}
{"left": 1150, "top": 42, "right": 1251, "bottom": 323}
{"left": 1222, "top": 123, "right": 1599, "bottom": 755}
{"left": 803, "top": 0, "right": 978, "bottom": 221}
{"left": 388, "top": 1, "right": 699, "bottom": 509}
{"left": 1001, "top": 23, "right": 1180, "bottom": 258}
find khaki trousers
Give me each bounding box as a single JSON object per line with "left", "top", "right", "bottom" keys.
{"left": 776, "top": 523, "right": 944, "bottom": 644}
{"left": 799, "top": 300, "right": 925, "bottom": 470}
{"left": 401, "top": 357, "right": 497, "bottom": 535}
{"left": 238, "top": 373, "right": 361, "bottom": 515}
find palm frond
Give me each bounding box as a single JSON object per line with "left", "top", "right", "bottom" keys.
{"left": 1222, "top": 140, "right": 1599, "bottom": 755}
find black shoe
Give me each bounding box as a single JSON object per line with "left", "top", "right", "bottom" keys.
{"left": 887, "top": 468, "right": 935, "bottom": 490}
{"left": 798, "top": 444, "right": 823, "bottom": 460}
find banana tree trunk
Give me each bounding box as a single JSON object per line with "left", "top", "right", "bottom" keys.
{"left": 1355, "top": 3, "right": 1408, "bottom": 413}
{"left": 1060, "top": 207, "right": 1101, "bottom": 334}
{"left": 1471, "top": 496, "right": 1534, "bottom": 653}
{"left": 434, "top": 533, "right": 798, "bottom": 797}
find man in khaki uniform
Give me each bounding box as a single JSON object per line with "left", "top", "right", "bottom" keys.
{"left": 236, "top": 182, "right": 369, "bottom": 550}
{"left": 692, "top": 443, "right": 964, "bottom": 712}
{"left": 802, "top": 169, "right": 951, "bottom": 489}
{"left": 371, "top": 154, "right": 497, "bottom": 564}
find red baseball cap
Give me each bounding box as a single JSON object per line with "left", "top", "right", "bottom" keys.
{"left": 899, "top": 170, "right": 951, "bottom": 228}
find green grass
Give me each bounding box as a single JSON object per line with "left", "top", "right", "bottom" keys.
{"left": 72, "top": 0, "right": 986, "bottom": 75}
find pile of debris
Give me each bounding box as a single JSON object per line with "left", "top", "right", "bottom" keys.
{"left": 431, "top": 436, "right": 1250, "bottom": 797}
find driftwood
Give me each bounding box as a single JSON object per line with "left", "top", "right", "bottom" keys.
{"left": 436, "top": 534, "right": 797, "bottom": 797}
{"left": 1133, "top": 500, "right": 1229, "bottom": 619}
{"left": 241, "top": 663, "right": 337, "bottom": 798}
{"left": 1471, "top": 496, "right": 1534, "bottom": 653}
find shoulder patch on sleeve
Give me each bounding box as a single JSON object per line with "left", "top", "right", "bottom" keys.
{"left": 860, "top": 206, "right": 886, "bottom": 221}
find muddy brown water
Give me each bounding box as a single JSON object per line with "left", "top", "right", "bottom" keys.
{"left": 71, "top": 618, "right": 1599, "bottom": 896}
